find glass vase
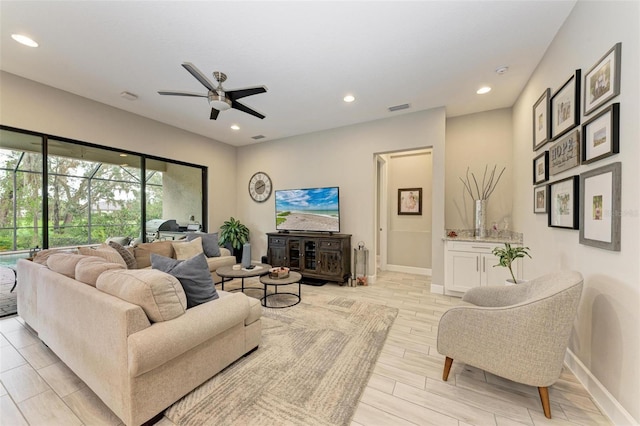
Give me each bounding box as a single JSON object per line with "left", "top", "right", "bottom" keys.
{"left": 475, "top": 199, "right": 487, "bottom": 238}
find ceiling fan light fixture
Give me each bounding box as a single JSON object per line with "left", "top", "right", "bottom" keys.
{"left": 208, "top": 93, "right": 232, "bottom": 111}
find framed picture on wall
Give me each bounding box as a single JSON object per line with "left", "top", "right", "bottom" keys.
{"left": 533, "top": 185, "right": 548, "bottom": 214}
{"left": 584, "top": 42, "right": 621, "bottom": 116}
{"left": 551, "top": 70, "right": 581, "bottom": 139}
{"left": 398, "top": 188, "right": 422, "bottom": 215}
{"left": 579, "top": 162, "right": 621, "bottom": 251}
{"left": 533, "top": 88, "right": 551, "bottom": 150}
{"left": 533, "top": 151, "right": 549, "bottom": 184}
{"left": 548, "top": 175, "right": 579, "bottom": 229}
{"left": 582, "top": 103, "right": 620, "bottom": 164}
{"left": 549, "top": 129, "right": 580, "bottom": 175}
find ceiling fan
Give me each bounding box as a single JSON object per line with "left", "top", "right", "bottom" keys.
{"left": 158, "top": 62, "right": 267, "bottom": 120}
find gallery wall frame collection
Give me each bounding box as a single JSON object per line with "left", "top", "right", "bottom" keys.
{"left": 531, "top": 42, "right": 622, "bottom": 250}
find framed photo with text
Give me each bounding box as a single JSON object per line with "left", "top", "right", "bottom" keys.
{"left": 579, "top": 162, "right": 621, "bottom": 251}
{"left": 533, "top": 88, "right": 551, "bottom": 150}
{"left": 582, "top": 103, "right": 619, "bottom": 164}
{"left": 533, "top": 151, "right": 549, "bottom": 184}
{"left": 548, "top": 176, "right": 579, "bottom": 229}
{"left": 549, "top": 129, "right": 580, "bottom": 175}
{"left": 398, "top": 188, "right": 422, "bottom": 215}
{"left": 533, "top": 185, "right": 547, "bottom": 214}
{"left": 551, "top": 70, "right": 581, "bottom": 140}
{"left": 584, "top": 42, "right": 621, "bottom": 116}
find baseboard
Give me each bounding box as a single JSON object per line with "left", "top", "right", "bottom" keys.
{"left": 386, "top": 264, "right": 431, "bottom": 276}
{"left": 564, "top": 348, "right": 638, "bottom": 425}
{"left": 430, "top": 283, "right": 444, "bottom": 295}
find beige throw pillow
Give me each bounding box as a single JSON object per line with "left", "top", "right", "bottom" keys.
{"left": 75, "top": 256, "right": 125, "bottom": 287}
{"left": 96, "top": 269, "right": 187, "bottom": 322}
{"left": 172, "top": 237, "right": 204, "bottom": 260}
{"left": 78, "top": 244, "right": 127, "bottom": 267}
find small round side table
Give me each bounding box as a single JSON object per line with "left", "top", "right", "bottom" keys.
{"left": 259, "top": 271, "right": 302, "bottom": 308}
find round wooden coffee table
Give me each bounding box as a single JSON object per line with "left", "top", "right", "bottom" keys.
{"left": 216, "top": 263, "right": 271, "bottom": 292}
{"left": 259, "top": 271, "right": 302, "bottom": 308}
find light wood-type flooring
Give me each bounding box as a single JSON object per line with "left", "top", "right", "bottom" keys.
{"left": 0, "top": 270, "right": 611, "bottom": 425}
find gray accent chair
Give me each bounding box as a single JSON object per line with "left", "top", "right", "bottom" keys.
{"left": 437, "top": 270, "right": 583, "bottom": 419}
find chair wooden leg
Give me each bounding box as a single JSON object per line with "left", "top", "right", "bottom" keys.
{"left": 538, "top": 386, "right": 551, "bottom": 419}
{"left": 442, "top": 357, "right": 453, "bottom": 381}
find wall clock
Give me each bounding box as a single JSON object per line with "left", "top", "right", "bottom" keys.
{"left": 248, "top": 171, "right": 272, "bottom": 202}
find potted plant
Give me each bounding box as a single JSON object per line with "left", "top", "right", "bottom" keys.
{"left": 218, "top": 217, "right": 250, "bottom": 263}
{"left": 492, "top": 243, "right": 531, "bottom": 284}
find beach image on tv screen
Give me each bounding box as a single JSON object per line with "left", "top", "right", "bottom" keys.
{"left": 275, "top": 187, "right": 339, "bottom": 232}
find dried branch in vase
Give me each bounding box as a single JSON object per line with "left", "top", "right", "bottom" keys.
{"left": 459, "top": 164, "right": 506, "bottom": 201}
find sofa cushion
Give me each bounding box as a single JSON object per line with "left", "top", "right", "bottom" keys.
{"left": 96, "top": 269, "right": 187, "bottom": 322}
{"left": 47, "top": 253, "right": 88, "bottom": 278}
{"left": 187, "top": 232, "right": 221, "bottom": 257}
{"left": 133, "top": 241, "right": 175, "bottom": 269}
{"left": 78, "top": 244, "right": 127, "bottom": 268}
{"left": 75, "top": 256, "right": 125, "bottom": 287}
{"left": 108, "top": 241, "right": 138, "bottom": 269}
{"left": 172, "top": 237, "right": 203, "bottom": 260}
{"left": 151, "top": 252, "right": 219, "bottom": 308}
{"left": 32, "top": 248, "right": 78, "bottom": 265}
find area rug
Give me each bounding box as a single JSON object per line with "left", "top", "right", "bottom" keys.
{"left": 164, "top": 293, "right": 398, "bottom": 426}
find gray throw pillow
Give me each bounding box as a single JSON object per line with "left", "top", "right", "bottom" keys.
{"left": 151, "top": 252, "right": 219, "bottom": 308}
{"left": 187, "top": 232, "right": 221, "bottom": 257}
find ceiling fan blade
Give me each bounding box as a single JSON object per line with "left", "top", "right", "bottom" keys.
{"left": 182, "top": 62, "right": 217, "bottom": 93}
{"left": 158, "top": 90, "right": 207, "bottom": 97}
{"left": 231, "top": 100, "right": 265, "bottom": 119}
{"left": 210, "top": 108, "right": 220, "bottom": 120}
{"left": 226, "top": 86, "right": 267, "bottom": 101}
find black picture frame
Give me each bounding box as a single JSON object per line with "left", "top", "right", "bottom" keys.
{"left": 582, "top": 103, "right": 620, "bottom": 165}
{"left": 533, "top": 88, "right": 551, "bottom": 150}
{"left": 579, "top": 162, "right": 621, "bottom": 251}
{"left": 533, "top": 151, "right": 549, "bottom": 185}
{"left": 551, "top": 70, "right": 581, "bottom": 140}
{"left": 584, "top": 42, "right": 622, "bottom": 116}
{"left": 398, "top": 188, "right": 422, "bottom": 215}
{"left": 534, "top": 185, "right": 548, "bottom": 214}
{"left": 548, "top": 175, "right": 579, "bottom": 229}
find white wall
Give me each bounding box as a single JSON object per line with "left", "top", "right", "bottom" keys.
{"left": 237, "top": 108, "right": 446, "bottom": 285}
{"left": 0, "top": 71, "right": 237, "bottom": 232}
{"left": 445, "top": 108, "right": 513, "bottom": 231}
{"left": 512, "top": 2, "right": 639, "bottom": 423}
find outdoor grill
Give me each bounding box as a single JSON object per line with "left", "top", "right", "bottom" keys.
{"left": 145, "top": 219, "right": 186, "bottom": 241}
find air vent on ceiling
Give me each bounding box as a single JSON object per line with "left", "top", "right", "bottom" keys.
{"left": 251, "top": 135, "right": 266, "bottom": 140}
{"left": 388, "top": 103, "right": 410, "bottom": 112}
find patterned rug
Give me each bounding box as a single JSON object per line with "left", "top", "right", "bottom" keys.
{"left": 164, "top": 293, "right": 397, "bottom": 426}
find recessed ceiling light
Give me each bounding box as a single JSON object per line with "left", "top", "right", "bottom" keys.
{"left": 230, "top": 124, "right": 240, "bottom": 130}
{"left": 119, "top": 154, "right": 128, "bottom": 157}
{"left": 476, "top": 86, "right": 492, "bottom": 95}
{"left": 343, "top": 95, "right": 355, "bottom": 103}
{"left": 11, "top": 34, "right": 38, "bottom": 47}
{"left": 120, "top": 91, "right": 138, "bottom": 101}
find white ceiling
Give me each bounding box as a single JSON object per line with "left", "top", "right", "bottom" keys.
{"left": 0, "top": 1, "right": 576, "bottom": 147}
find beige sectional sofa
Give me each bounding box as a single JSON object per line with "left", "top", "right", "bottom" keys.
{"left": 17, "top": 250, "right": 261, "bottom": 426}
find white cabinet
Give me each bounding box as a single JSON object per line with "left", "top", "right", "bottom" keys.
{"left": 444, "top": 240, "right": 520, "bottom": 294}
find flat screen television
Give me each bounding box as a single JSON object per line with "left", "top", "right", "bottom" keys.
{"left": 275, "top": 186, "right": 340, "bottom": 233}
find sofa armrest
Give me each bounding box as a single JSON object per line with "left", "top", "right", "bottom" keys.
{"left": 220, "top": 247, "right": 231, "bottom": 257}
{"left": 127, "top": 292, "right": 250, "bottom": 377}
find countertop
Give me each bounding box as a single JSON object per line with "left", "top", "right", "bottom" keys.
{"left": 443, "top": 229, "right": 523, "bottom": 244}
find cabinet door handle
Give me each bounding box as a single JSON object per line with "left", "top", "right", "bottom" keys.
{"left": 476, "top": 256, "right": 479, "bottom": 272}
{"left": 483, "top": 257, "right": 486, "bottom": 272}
